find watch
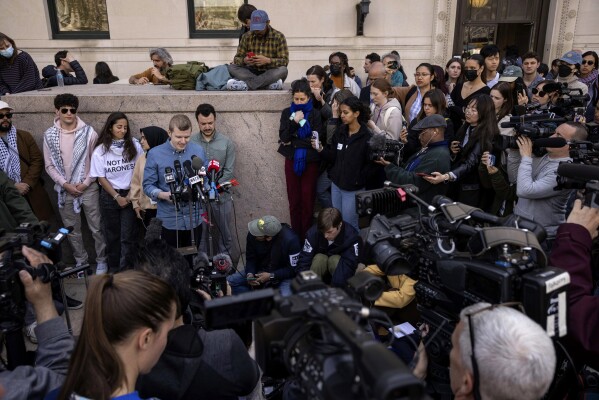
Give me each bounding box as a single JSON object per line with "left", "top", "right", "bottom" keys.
{"left": 269, "top": 273, "right": 275, "bottom": 280}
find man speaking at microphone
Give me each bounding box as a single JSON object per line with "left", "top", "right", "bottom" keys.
{"left": 191, "top": 103, "right": 239, "bottom": 265}
{"left": 143, "top": 114, "right": 206, "bottom": 252}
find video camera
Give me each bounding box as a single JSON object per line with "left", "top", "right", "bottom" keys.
{"left": 0, "top": 223, "right": 72, "bottom": 332}
{"left": 190, "top": 252, "right": 230, "bottom": 298}
{"left": 556, "top": 162, "right": 599, "bottom": 208}
{"left": 356, "top": 184, "right": 570, "bottom": 395}
{"left": 500, "top": 113, "right": 567, "bottom": 149}
{"left": 202, "top": 271, "right": 426, "bottom": 400}
{"left": 369, "top": 134, "right": 404, "bottom": 164}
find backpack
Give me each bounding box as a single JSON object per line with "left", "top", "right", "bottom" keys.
{"left": 166, "top": 62, "right": 209, "bottom": 90}
{"left": 370, "top": 104, "right": 402, "bottom": 136}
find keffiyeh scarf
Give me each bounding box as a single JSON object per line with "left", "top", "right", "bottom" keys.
{"left": 0, "top": 125, "right": 21, "bottom": 183}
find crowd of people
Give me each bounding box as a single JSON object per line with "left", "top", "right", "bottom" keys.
{"left": 1, "top": 3, "right": 599, "bottom": 399}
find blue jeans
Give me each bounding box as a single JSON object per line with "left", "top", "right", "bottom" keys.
{"left": 227, "top": 273, "right": 292, "bottom": 296}
{"left": 331, "top": 183, "right": 361, "bottom": 231}
{"left": 316, "top": 171, "right": 332, "bottom": 209}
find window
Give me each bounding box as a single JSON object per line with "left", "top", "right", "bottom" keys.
{"left": 188, "top": 0, "right": 247, "bottom": 39}
{"left": 47, "top": 0, "right": 110, "bottom": 39}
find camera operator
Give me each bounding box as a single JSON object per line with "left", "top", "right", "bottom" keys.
{"left": 549, "top": 199, "right": 599, "bottom": 373}
{"left": 0, "top": 246, "right": 74, "bottom": 400}
{"left": 507, "top": 122, "right": 588, "bottom": 247}
{"left": 0, "top": 169, "right": 38, "bottom": 230}
{"left": 135, "top": 239, "right": 261, "bottom": 400}
{"left": 227, "top": 215, "right": 300, "bottom": 296}
{"left": 447, "top": 302, "right": 556, "bottom": 400}
{"left": 377, "top": 114, "right": 451, "bottom": 204}
{"left": 297, "top": 207, "right": 360, "bottom": 287}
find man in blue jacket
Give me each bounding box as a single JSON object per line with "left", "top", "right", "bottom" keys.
{"left": 227, "top": 215, "right": 300, "bottom": 296}
{"left": 297, "top": 207, "right": 361, "bottom": 287}
{"left": 41, "top": 51, "right": 88, "bottom": 87}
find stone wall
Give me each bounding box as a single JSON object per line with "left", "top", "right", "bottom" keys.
{"left": 4, "top": 84, "right": 290, "bottom": 255}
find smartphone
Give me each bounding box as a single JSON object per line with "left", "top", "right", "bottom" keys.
{"left": 247, "top": 51, "right": 255, "bottom": 58}
{"left": 487, "top": 154, "right": 496, "bottom": 167}
{"left": 246, "top": 276, "right": 257, "bottom": 281}
{"left": 416, "top": 172, "right": 432, "bottom": 178}
{"left": 387, "top": 61, "right": 399, "bottom": 70}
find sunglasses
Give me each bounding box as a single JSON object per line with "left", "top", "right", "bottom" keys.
{"left": 0, "top": 112, "right": 13, "bottom": 119}
{"left": 531, "top": 88, "right": 548, "bottom": 96}
{"left": 60, "top": 108, "right": 77, "bottom": 114}
{"left": 582, "top": 60, "right": 595, "bottom": 66}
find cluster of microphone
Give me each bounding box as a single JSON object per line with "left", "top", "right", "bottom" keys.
{"left": 163, "top": 156, "right": 239, "bottom": 210}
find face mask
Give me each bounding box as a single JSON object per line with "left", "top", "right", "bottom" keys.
{"left": 0, "top": 46, "right": 13, "bottom": 58}
{"left": 557, "top": 64, "right": 573, "bottom": 78}
{"left": 464, "top": 70, "right": 478, "bottom": 82}
{"left": 329, "top": 65, "right": 342, "bottom": 76}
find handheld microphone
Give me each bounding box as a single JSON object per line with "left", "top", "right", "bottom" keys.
{"left": 216, "top": 178, "right": 240, "bottom": 192}
{"left": 164, "top": 167, "right": 177, "bottom": 194}
{"left": 533, "top": 137, "right": 567, "bottom": 148}
{"left": 191, "top": 156, "right": 204, "bottom": 173}
{"left": 557, "top": 163, "right": 599, "bottom": 182}
{"left": 174, "top": 160, "right": 183, "bottom": 183}
{"left": 207, "top": 159, "right": 220, "bottom": 184}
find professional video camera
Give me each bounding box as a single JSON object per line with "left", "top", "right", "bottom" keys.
{"left": 202, "top": 271, "right": 426, "bottom": 400}
{"left": 500, "top": 113, "right": 567, "bottom": 149}
{"left": 566, "top": 140, "right": 599, "bottom": 165}
{"left": 556, "top": 162, "right": 599, "bottom": 208}
{"left": 0, "top": 223, "right": 71, "bottom": 333}
{"left": 369, "top": 134, "right": 404, "bottom": 164}
{"left": 553, "top": 83, "right": 590, "bottom": 114}
{"left": 190, "top": 252, "right": 230, "bottom": 298}
{"left": 356, "top": 184, "right": 570, "bottom": 395}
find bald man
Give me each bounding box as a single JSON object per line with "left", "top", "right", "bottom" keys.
{"left": 360, "top": 61, "right": 386, "bottom": 106}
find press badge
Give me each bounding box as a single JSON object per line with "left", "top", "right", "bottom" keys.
{"left": 337, "top": 143, "right": 343, "bottom": 150}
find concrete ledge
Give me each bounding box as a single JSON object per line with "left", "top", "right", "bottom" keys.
{"left": 4, "top": 85, "right": 291, "bottom": 252}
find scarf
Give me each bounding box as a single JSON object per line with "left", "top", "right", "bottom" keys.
{"left": 409, "top": 88, "right": 422, "bottom": 123}
{"left": 0, "top": 125, "right": 21, "bottom": 182}
{"left": 291, "top": 99, "right": 313, "bottom": 176}
{"left": 45, "top": 123, "right": 93, "bottom": 213}
{"left": 580, "top": 69, "right": 598, "bottom": 87}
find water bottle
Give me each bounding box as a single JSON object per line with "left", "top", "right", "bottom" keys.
{"left": 56, "top": 69, "right": 64, "bottom": 87}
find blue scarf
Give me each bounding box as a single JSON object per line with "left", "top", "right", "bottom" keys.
{"left": 290, "top": 99, "right": 313, "bottom": 176}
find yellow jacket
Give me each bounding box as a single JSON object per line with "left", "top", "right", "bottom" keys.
{"left": 363, "top": 264, "right": 417, "bottom": 309}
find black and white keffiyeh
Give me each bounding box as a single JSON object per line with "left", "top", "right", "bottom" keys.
{"left": 45, "top": 124, "right": 92, "bottom": 213}
{"left": 0, "top": 125, "right": 21, "bottom": 183}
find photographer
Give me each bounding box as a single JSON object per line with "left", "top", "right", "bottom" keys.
{"left": 550, "top": 199, "right": 599, "bottom": 371}
{"left": 297, "top": 207, "right": 360, "bottom": 288}
{"left": 135, "top": 239, "right": 260, "bottom": 400}
{"left": 377, "top": 114, "right": 451, "bottom": 204}
{"left": 507, "top": 122, "right": 587, "bottom": 246}
{"left": 0, "top": 246, "right": 74, "bottom": 400}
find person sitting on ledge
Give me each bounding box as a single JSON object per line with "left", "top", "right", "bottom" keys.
{"left": 41, "top": 50, "right": 88, "bottom": 87}
{"left": 226, "top": 10, "right": 288, "bottom": 91}
{"left": 129, "top": 47, "right": 173, "bottom": 85}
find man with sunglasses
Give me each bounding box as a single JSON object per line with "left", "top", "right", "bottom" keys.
{"left": 449, "top": 302, "right": 556, "bottom": 399}
{"left": 0, "top": 101, "right": 53, "bottom": 221}
{"left": 43, "top": 93, "right": 107, "bottom": 276}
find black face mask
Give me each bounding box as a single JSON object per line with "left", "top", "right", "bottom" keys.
{"left": 558, "top": 64, "right": 573, "bottom": 78}
{"left": 330, "top": 65, "right": 342, "bottom": 76}
{"left": 464, "top": 70, "right": 478, "bottom": 82}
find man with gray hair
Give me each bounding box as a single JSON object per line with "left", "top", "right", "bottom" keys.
{"left": 449, "top": 302, "right": 556, "bottom": 400}
{"left": 129, "top": 48, "right": 173, "bottom": 85}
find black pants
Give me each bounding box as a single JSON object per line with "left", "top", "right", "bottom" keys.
{"left": 161, "top": 225, "right": 202, "bottom": 267}
{"left": 99, "top": 189, "right": 138, "bottom": 273}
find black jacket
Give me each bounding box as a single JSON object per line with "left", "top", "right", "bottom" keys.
{"left": 320, "top": 121, "right": 375, "bottom": 191}
{"left": 41, "top": 60, "right": 88, "bottom": 87}
{"left": 277, "top": 106, "right": 322, "bottom": 162}
{"left": 359, "top": 85, "right": 371, "bottom": 106}
{"left": 297, "top": 222, "right": 361, "bottom": 287}
{"left": 245, "top": 224, "right": 301, "bottom": 280}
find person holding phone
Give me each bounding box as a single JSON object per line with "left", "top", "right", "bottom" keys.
{"left": 376, "top": 114, "right": 451, "bottom": 205}
{"left": 498, "top": 66, "right": 528, "bottom": 112}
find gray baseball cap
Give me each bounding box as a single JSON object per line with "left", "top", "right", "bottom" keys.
{"left": 412, "top": 114, "right": 447, "bottom": 131}
{"left": 499, "top": 66, "right": 523, "bottom": 82}
{"left": 248, "top": 215, "right": 282, "bottom": 237}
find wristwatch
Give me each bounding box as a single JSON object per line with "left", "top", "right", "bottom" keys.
{"left": 269, "top": 273, "right": 275, "bottom": 280}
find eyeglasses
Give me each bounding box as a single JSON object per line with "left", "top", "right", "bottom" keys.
{"left": 582, "top": 60, "right": 595, "bottom": 66}
{"left": 60, "top": 108, "right": 77, "bottom": 115}
{"left": 414, "top": 73, "right": 431, "bottom": 78}
{"left": 0, "top": 112, "right": 13, "bottom": 119}
{"left": 465, "top": 302, "right": 524, "bottom": 400}
{"left": 531, "top": 88, "right": 548, "bottom": 97}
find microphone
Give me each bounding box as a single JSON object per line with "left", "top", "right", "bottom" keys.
{"left": 191, "top": 155, "right": 204, "bottom": 173}
{"left": 216, "top": 178, "right": 240, "bottom": 192}
{"left": 174, "top": 160, "right": 183, "bottom": 183}
{"left": 144, "top": 218, "right": 163, "bottom": 243}
{"left": 164, "top": 167, "right": 177, "bottom": 195}
{"left": 533, "top": 137, "right": 567, "bottom": 148}
{"left": 213, "top": 253, "right": 233, "bottom": 274}
{"left": 207, "top": 159, "right": 220, "bottom": 184}
{"left": 557, "top": 163, "right": 599, "bottom": 182}
{"left": 368, "top": 134, "right": 388, "bottom": 152}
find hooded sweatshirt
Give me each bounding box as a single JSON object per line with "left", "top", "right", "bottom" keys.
{"left": 555, "top": 75, "right": 588, "bottom": 96}
{"left": 369, "top": 98, "right": 403, "bottom": 140}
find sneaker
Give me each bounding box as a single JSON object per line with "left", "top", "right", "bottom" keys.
{"left": 24, "top": 321, "right": 37, "bottom": 344}
{"left": 267, "top": 79, "right": 283, "bottom": 90}
{"left": 64, "top": 295, "right": 83, "bottom": 310}
{"left": 95, "top": 262, "right": 108, "bottom": 275}
{"left": 226, "top": 78, "right": 248, "bottom": 91}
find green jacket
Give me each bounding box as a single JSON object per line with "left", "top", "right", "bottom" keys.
{"left": 0, "top": 170, "right": 38, "bottom": 231}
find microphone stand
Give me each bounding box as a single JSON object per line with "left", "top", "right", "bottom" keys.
{"left": 177, "top": 182, "right": 199, "bottom": 257}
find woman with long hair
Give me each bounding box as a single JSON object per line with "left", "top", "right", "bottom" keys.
{"left": 445, "top": 58, "right": 464, "bottom": 95}
{"left": 278, "top": 78, "right": 322, "bottom": 239}
{"left": 56, "top": 271, "right": 177, "bottom": 400}
{"left": 448, "top": 55, "right": 490, "bottom": 132}
{"left": 129, "top": 126, "right": 169, "bottom": 228}
{"left": 90, "top": 112, "right": 143, "bottom": 274}
{"left": 0, "top": 32, "right": 42, "bottom": 94}
{"left": 305, "top": 65, "right": 333, "bottom": 124}
{"left": 393, "top": 63, "right": 438, "bottom": 124}
{"left": 94, "top": 61, "right": 120, "bottom": 84}
{"left": 313, "top": 96, "right": 374, "bottom": 231}
{"left": 426, "top": 95, "right": 498, "bottom": 207}
{"left": 367, "top": 78, "right": 403, "bottom": 140}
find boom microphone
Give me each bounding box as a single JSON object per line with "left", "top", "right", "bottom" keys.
{"left": 213, "top": 253, "right": 233, "bottom": 274}
{"left": 533, "top": 137, "right": 567, "bottom": 148}
{"left": 368, "top": 133, "right": 387, "bottom": 151}
{"left": 144, "top": 217, "right": 163, "bottom": 243}
{"left": 557, "top": 163, "right": 599, "bottom": 182}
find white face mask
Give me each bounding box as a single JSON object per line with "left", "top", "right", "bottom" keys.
{"left": 0, "top": 46, "right": 14, "bottom": 58}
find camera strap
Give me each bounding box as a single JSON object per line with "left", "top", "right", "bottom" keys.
{"left": 468, "top": 227, "right": 547, "bottom": 267}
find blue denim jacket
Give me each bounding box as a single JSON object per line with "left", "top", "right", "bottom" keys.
{"left": 143, "top": 141, "right": 206, "bottom": 230}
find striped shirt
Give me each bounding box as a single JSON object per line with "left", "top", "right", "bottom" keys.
{"left": 0, "top": 51, "right": 43, "bottom": 95}
{"left": 233, "top": 27, "right": 289, "bottom": 71}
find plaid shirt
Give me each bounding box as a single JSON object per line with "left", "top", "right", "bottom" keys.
{"left": 233, "top": 27, "right": 289, "bottom": 71}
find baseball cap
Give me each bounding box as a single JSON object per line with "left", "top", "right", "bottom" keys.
{"left": 412, "top": 114, "right": 447, "bottom": 131}
{"left": 250, "top": 10, "right": 269, "bottom": 31}
{"left": 498, "top": 66, "right": 523, "bottom": 82}
{"left": 560, "top": 51, "right": 583, "bottom": 65}
{"left": 0, "top": 101, "right": 13, "bottom": 111}
{"left": 248, "top": 215, "right": 281, "bottom": 237}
